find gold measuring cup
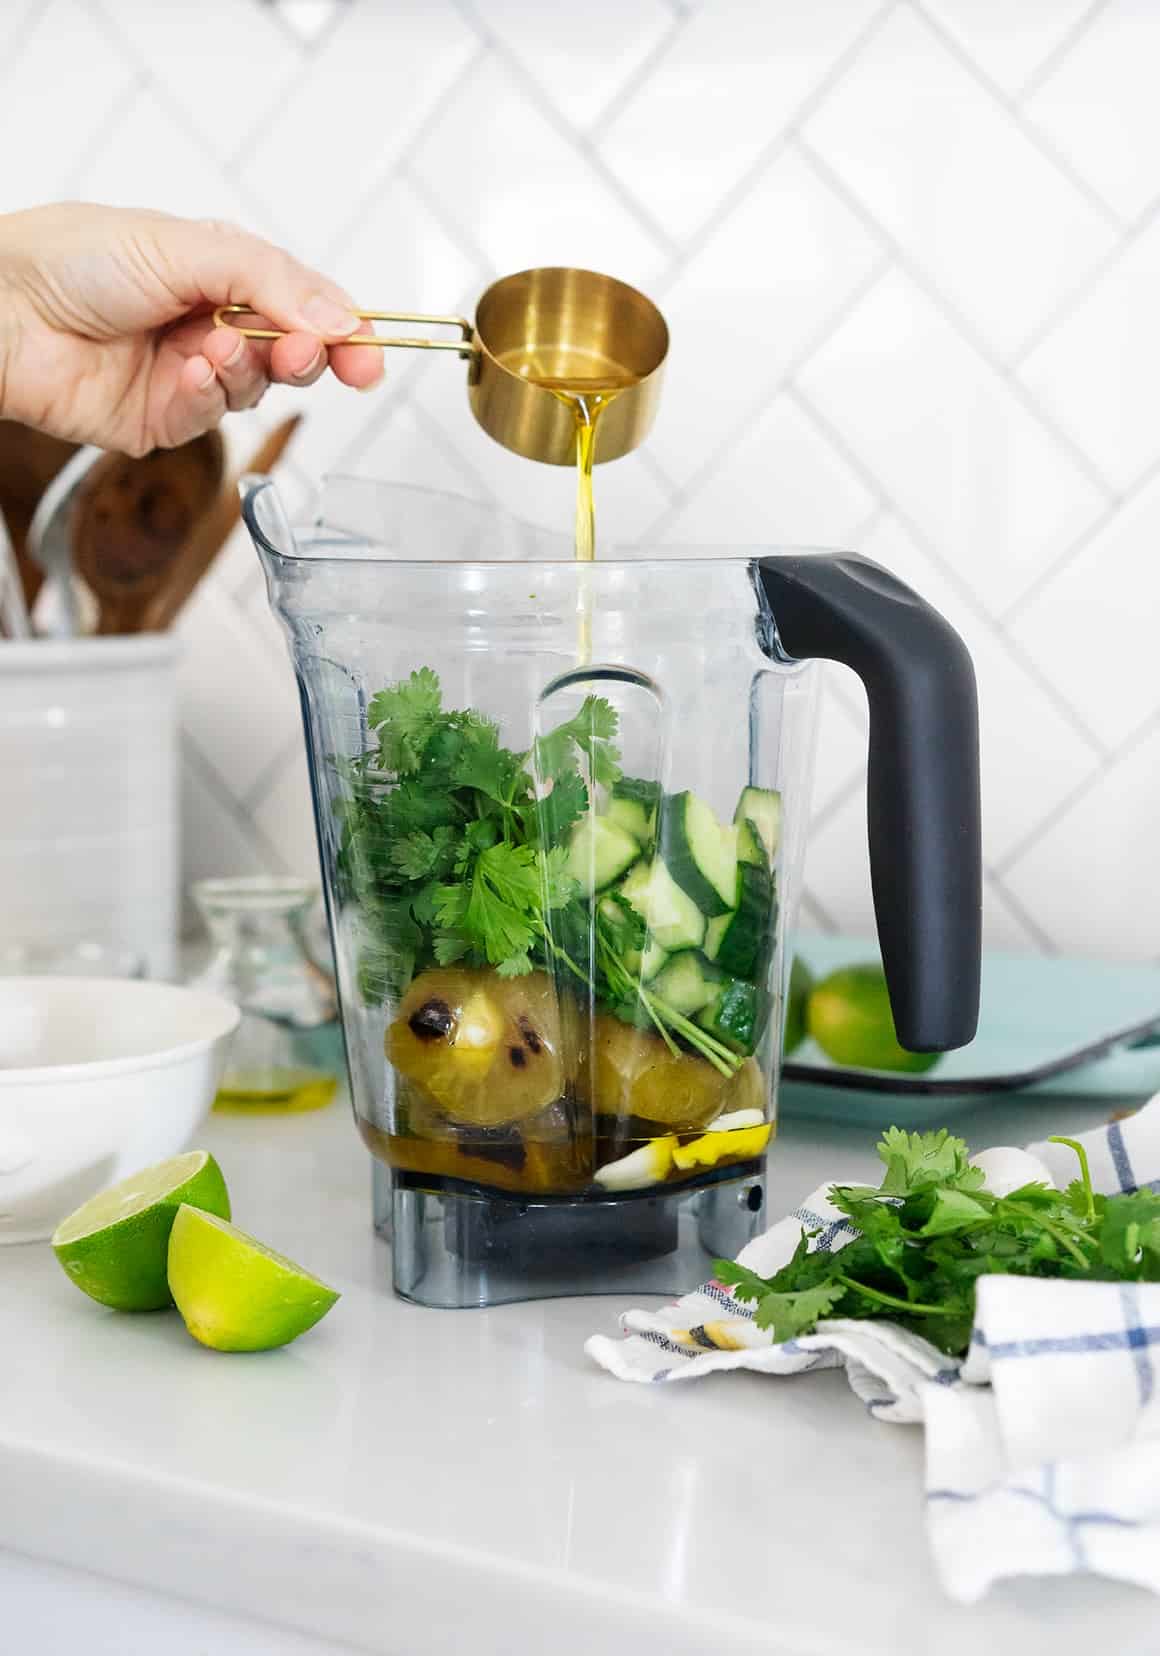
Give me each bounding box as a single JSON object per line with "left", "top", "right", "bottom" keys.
{"left": 216, "top": 267, "right": 668, "bottom": 467}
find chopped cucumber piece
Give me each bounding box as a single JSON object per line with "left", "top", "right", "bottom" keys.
{"left": 605, "top": 795, "right": 654, "bottom": 846}
{"left": 703, "top": 862, "right": 774, "bottom": 980}
{"left": 696, "top": 978, "right": 768, "bottom": 1057}
{"left": 619, "top": 860, "right": 706, "bottom": 953}
{"left": 652, "top": 953, "right": 722, "bottom": 1016}
{"left": 736, "top": 817, "right": 767, "bottom": 869}
{"left": 625, "top": 937, "right": 668, "bottom": 982}
{"left": 659, "top": 791, "right": 738, "bottom": 917}
{"left": 734, "top": 787, "right": 781, "bottom": 863}
{"left": 612, "top": 776, "right": 662, "bottom": 813}
{"left": 567, "top": 815, "right": 639, "bottom": 896}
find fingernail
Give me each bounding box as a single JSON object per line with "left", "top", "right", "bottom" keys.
{"left": 221, "top": 336, "right": 246, "bottom": 370}
{"left": 195, "top": 362, "right": 216, "bottom": 391}
{"left": 291, "top": 346, "right": 324, "bottom": 382}
{"left": 302, "top": 294, "right": 359, "bottom": 336}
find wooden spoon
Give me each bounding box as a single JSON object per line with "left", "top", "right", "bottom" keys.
{"left": 70, "top": 431, "right": 226, "bottom": 636}
{"left": 140, "top": 415, "right": 302, "bottom": 631}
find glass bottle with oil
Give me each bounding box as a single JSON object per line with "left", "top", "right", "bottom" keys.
{"left": 189, "top": 876, "right": 340, "bottom": 1113}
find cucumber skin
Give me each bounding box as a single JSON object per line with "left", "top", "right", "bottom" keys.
{"left": 704, "top": 863, "right": 774, "bottom": 980}
{"left": 606, "top": 796, "right": 655, "bottom": 846}
{"left": 696, "top": 979, "right": 768, "bottom": 1057}
{"left": 734, "top": 787, "right": 781, "bottom": 862}
{"left": 659, "top": 791, "right": 737, "bottom": 918}
{"left": 736, "top": 818, "right": 767, "bottom": 869}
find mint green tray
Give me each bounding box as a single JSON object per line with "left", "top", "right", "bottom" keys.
{"left": 780, "top": 936, "right": 1160, "bottom": 1127}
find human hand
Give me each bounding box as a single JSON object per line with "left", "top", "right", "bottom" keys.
{"left": 0, "top": 202, "right": 382, "bottom": 455}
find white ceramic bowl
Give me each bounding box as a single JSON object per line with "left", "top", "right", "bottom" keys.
{"left": 0, "top": 977, "right": 239, "bottom": 1244}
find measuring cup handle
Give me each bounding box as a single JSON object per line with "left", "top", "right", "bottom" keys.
{"left": 212, "top": 306, "right": 474, "bottom": 354}
{"left": 758, "top": 553, "right": 981, "bottom": 1054}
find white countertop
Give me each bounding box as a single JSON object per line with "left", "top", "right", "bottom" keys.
{"left": 1, "top": 1092, "right": 1156, "bottom": 1655}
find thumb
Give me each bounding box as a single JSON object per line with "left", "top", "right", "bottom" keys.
{"left": 146, "top": 215, "right": 361, "bottom": 341}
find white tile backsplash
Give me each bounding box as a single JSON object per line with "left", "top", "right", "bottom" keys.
{"left": 7, "top": 0, "right": 1155, "bottom": 962}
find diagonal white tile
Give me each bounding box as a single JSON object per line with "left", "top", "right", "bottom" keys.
{"left": 72, "top": 85, "right": 259, "bottom": 229}
{"left": 1024, "top": 0, "right": 1160, "bottom": 223}
{"left": 647, "top": 144, "right": 883, "bottom": 482}
{"left": 1001, "top": 724, "right": 1160, "bottom": 961}
{"left": 810, "top": 666, "right": 868, "bottom": 819}
{"left": 802, "top": 6, "right": 1116, "bottom": 358}
{"left": 1008, "top": 475, "right": 1160, "bottom": 750}
{"left": 1018, "top": 215, "right": 1160, "bottom": 494}
{"left": 920, "top": 0, "right": 1096, "bottom": 96}
{"left": 239, "top": 0, "right": 478, "bottom": 260}
{"left": 597, "top": 0, "right": 882, "bottom": 240}
{"left": 0, "top": 0, "right": 137, "bottom": 214}
{"left": 252, "top": 739, "right": 324, "bottom": 883}
{"left": 408, "top": 53, "right": 667, "bottom": 283}
{"left": 274, "top": 0, "right": 341, "bottom": 45}
{"left": 89, "top": 0, "right": 302, "bottom": 169}
{"left": 798, "top": 270, "right": 1108, "bottom": 613}
{"left": 472, "top": 0, "right": 673, "bottom": 129}
{"left": 855, "top": 515, "right": 1101, "bottom": 864}
{"left": 801, "top": 784, "right": 1052, "bottom": 952}
{"left": 175, "top": 579, "right": 300, "bottom": 802}
{"left": 656, "top": 394, "right": 876, "bottom": 547}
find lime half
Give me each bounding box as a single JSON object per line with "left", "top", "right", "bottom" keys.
{"left": 52, "top": 1151, "right": 230, "bottom": 1312}
{"left": 807, "top": 963, "right": 940, "bottom": 1075}
{"left": 167, "top": 1205, "right": 339, "bottom": 1352}
{"left": 782, "top": 956, "right": 815, "bottom": 1057}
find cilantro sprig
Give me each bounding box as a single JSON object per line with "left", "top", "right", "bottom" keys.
{"left": 715, "top": 1128, "right": 1160, "bottom": 1355}
{"left": 335, "top": 668, "right": 744, "bottom": 1073}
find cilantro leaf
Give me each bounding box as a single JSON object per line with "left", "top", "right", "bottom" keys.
{"left": 753, "top": 1282, "right": 847, "bottom": 1340}
{"left": 533, "top": 696, "right": 621, "bottom": 787}
{"left": 526, "top": 771, "right": 589, "bottom": 846}
{"left": 368, "top": 668, "right": 443, "bottom": 774}
{"left": 877, "top": 1127, "right": 984, "bottom": 1196}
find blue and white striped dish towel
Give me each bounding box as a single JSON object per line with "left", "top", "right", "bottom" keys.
{"left": 585, "top": 1094, "right": 1160, "bottom": 1603}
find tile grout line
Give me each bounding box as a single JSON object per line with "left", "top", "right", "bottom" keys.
{"left": 222, "top": 0, "right": 362, "bottom": 169}
{"left": 181, "top": 728, "right": 290, "bottom": 876}
{"left": 983, "top": 871, "right": 1060, "bottom": 953}
{"left": 1001, "top": 448, "right": 1160, "bottom": 626}
{"left": 647, "top": 0, "right": 900, "bottom": 290}
{"left": 318, "top": 39, "right": 494, "bottom": 269}
{"left": 794, "top": 136, "right": 1120, "bottom": 502}
{"left": 1009, "top": 0, "right": 1114, "bottom": 105}
{"left": 634, "top": 253, "right": 895, "bottom": 541}
{"left": 993, "top": 705, "right": 1160, "bottom": 879}
{"left": 449, "top": 0, "right": 679, "bottom": 259}
{"left": 55, "top": 71, "right": 148, "bottom": 197}
{"left": 784, "top": 384, "right": 1114, "bottom": 763}
{"left": 908, "top": 0, "right": 1125, "bottom": 232}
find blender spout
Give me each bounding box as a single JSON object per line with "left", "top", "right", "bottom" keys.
{"left": 239, "top": 473, "right": 299, "bottom": 564}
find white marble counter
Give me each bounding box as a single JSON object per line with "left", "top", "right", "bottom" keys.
{"left": 1, "top": 1094, "right": 1156, "bottom": 1655}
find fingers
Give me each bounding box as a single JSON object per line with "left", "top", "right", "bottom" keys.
{"left": 327, "top": 337, "right": 384, "bottom": 391}
{"left": 268, "top": 330, "right": 328, "bottom": 388}
{"left": 163, "top": 353, "right": 229, "bottom": 447}
{"left": 201, "top": 324, "right": 270, "bottom": 410}
{"left": 155, "top": 217, "right": 362, "bottom": 346}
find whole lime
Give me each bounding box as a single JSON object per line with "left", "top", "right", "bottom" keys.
{"left": 806, "top": 963, "right": 940, "bottom": 1074}
{"left": 782, "top": 956, "right": 814, "bottom": 1057}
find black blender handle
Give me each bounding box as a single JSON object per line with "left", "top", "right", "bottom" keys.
{"left": 757, "top": 554, "right": 981, "bottom": 1053}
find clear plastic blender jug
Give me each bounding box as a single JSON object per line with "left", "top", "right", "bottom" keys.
{"left": 243, "top": 476, "right": 981, "bottom": 1308}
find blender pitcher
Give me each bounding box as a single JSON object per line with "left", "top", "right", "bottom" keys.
{"left": 243, "top": 475, "right": 981, "bottom": 1309}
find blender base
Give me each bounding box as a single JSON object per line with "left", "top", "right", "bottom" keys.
{"left": 372, "top": 1162, "right": 766, "bottom": 1308}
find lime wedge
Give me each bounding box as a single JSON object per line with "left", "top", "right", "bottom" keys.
{"left": 807, "top": 963, "right": 940, "bottom": 1075}
{"left": 167, "top": 1205, "right": 339, "bottom": 1352}
{"left": 52, "top": 1151, "right": 230, "bottom": 1312}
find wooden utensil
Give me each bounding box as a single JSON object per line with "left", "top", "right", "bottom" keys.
{"left": 71, "top": 432, "right": 226, "bottom": 636}
{"left": 140, "top": 415, "right": 301, "bottom": 631}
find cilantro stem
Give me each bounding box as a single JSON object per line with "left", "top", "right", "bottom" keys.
{"left": 832, "top": 1276, "right": 951, "bottom": 1318}
{"left": 1048, "top": 1134, "right": 1095, "bottom": 1222}
{"left": 1002, "top": 1203, "right": 1095, "bottom": 1270}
